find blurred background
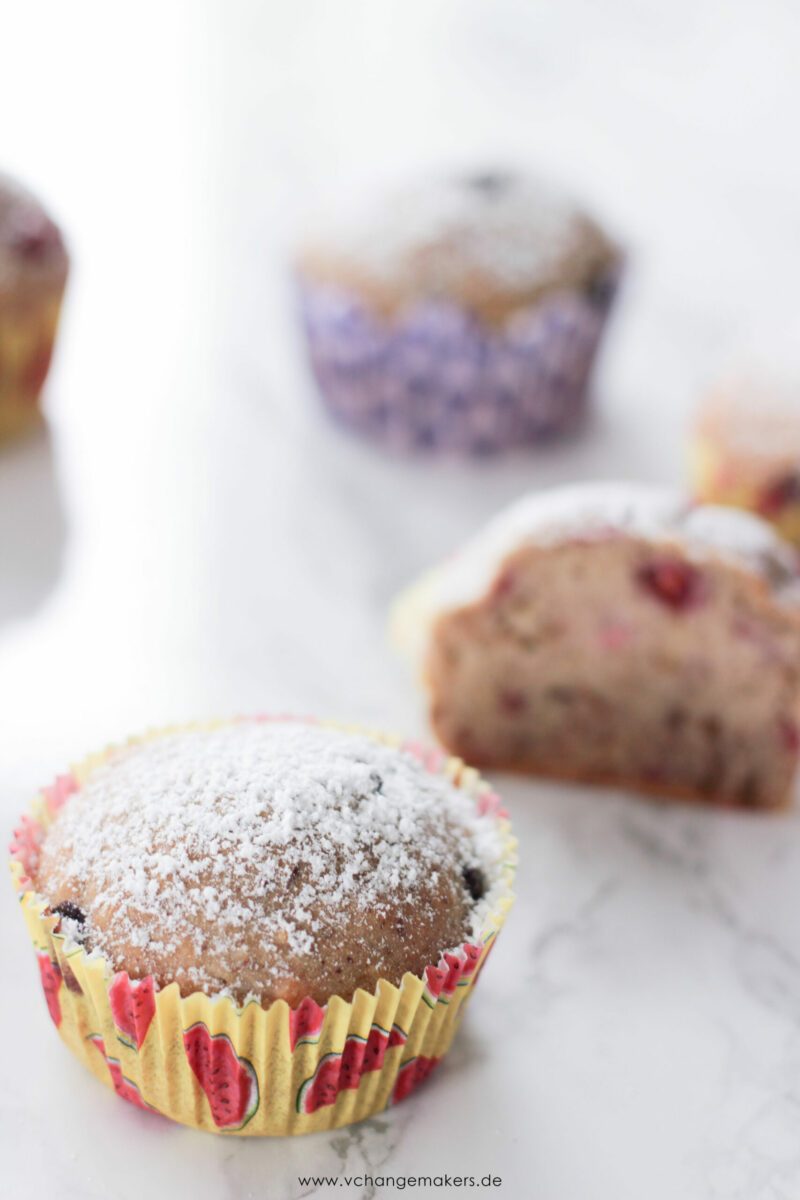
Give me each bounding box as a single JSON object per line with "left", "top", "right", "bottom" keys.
{"left": 3, "top": 4, "right": 800, "bottom": 1198}
{"left": 2, "top": 0, "right": 799, "bottom": 778}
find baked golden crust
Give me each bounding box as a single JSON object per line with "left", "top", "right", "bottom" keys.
{"left": 35, "top": 721, "right": 502, "bottom": 1006}
{"left": 296, "top": 171, "right": 619, "bottom": 326}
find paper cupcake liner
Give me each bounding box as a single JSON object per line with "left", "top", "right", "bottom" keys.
{"left": 0, "top": 287, "right": 66, "bottom": 441}
{"left": 296, "top": 267, "right": 620, "bottom": 456}
{"left": 9, "top": 716, "right": 516, "bottom": 1136}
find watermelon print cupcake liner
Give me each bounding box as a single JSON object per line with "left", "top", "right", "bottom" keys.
{"left": 9, "top": 717, "right": 516, "bottom": 1136}
{"left": 296, "top": 269, "right": 620, "bottom": 456}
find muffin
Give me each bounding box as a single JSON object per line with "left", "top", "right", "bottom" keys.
{"left": 0, "top": 174, "right": 69, "bottom": 441}
{"left": 392, "top": 483, "right": 800, "bottom": 808}
{"left": 690, "top": 375, "right": 800, "bottom": 545}
{"left": 295, "top": 170, "right": 622, "bottom": 455}
{"left": 10, "top": 717, "right": 515, "bottom": 1135}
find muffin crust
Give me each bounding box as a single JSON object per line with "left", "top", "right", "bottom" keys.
{"left": 297, "top": 170, "right": 619, "bottom": 325}
{"left": 36, "top": 721, "right": 503, "bottom": 1006}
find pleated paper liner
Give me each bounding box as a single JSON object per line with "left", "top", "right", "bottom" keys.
{"left": 297, "top": 261, "right": 622, "bottom": 455}
{"left": 689, "top": 432, "right": 800, "bottom": 547}
{"left": 0, "top": 290, "right": 66, "bottom": 442}
{"left": 9, "top": 717, "right": 516, "bottom": 1135}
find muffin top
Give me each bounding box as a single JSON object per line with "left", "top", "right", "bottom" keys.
{"left": 696, "top": 375, "right": 800, "bottom": 471}
{"left": 296, "top": 170, "right": 619, "bottom": 323}
{"left": 0, "top": 174, "right": 68, "bottom": 302}
{"left": 392, "top": 483, "right": 800, "bottom": 667}
{"left": 35, "top": 720, "right": 505, "bottom": 1007}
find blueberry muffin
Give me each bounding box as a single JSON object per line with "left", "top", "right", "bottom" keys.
{"left": 11, "top": 718, "right": 515, "bottom": 1134}
{"left": 393, "top": 484, "right": 800, "bottom": 807}
{"left": 0, "top": 175, "right": 69, "bottom": 441}
{"left": 295, "top": 170, "right": 622, "bottom": 455}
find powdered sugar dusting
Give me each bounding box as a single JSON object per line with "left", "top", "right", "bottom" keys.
{"left": 697, "top": 375, "right": 800, "bottom": 462}
{"left": 37, "top": 721, "right": 506, "bottom": 1000}
{"left": 393, "top": 483, "right": 800, "bottom": 665}
{"left": 301, "top": 171, "right": 617, "bottom": 299}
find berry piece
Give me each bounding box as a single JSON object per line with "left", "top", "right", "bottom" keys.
{"left": 462, "top": 865, "right": 486, "bottom": 902}
{"left": 778, "top": 716, "right": 800, "bottom": 754}
{"left": 636, "top": 558, "right": 705, "bottom": 612}
{"left": 7, "top": 209, "right": 61, "bottom": 259}
{"left": 490, "top": 568, "right": 516, "bottom": 600}
{"left": 52, "top": 900, "right": 85, "bottom": 924}
{"left": 758, "top": 474, "right": 800, "bottom": 517}
{"left": 498, "top": 688, "right": 527, "bottom": 715}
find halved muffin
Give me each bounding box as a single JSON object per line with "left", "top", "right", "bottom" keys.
{"left": 393, "top": 484, "right": 800, "bottom": 808}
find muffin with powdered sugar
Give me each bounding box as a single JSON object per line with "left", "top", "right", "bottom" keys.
{"left": 392, "top": 483, "right": 800, "bottom": 808}
{"left": 11, "top": 717, "right": 515, "bottom": 1135}
{"left": 690, "top": 372, "right": 800, "bottom": 545}
{"left": 295, "top": 169, "right": 621, "bottom": 455}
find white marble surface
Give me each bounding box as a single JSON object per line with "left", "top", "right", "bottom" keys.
{"left": 3, "top": 2, "right": 800, "bottom": 1197}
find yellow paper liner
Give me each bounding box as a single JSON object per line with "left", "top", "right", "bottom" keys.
{"left": 9, "top": 716, "right": 516, "bottom": 1135}
{"left": 0, "top": 291, "right": 66, "bottom": 441}
{"left": 690, "top": 431, "right": 800, "bottom": 547}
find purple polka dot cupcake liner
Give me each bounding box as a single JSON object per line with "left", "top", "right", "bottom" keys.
{"left": 296, "top": 270, "right": 621, "bottom": 456}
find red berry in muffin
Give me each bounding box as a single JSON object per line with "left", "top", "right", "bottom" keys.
{"left": 394, "top": 484, "right": 800, "bottom": 808}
